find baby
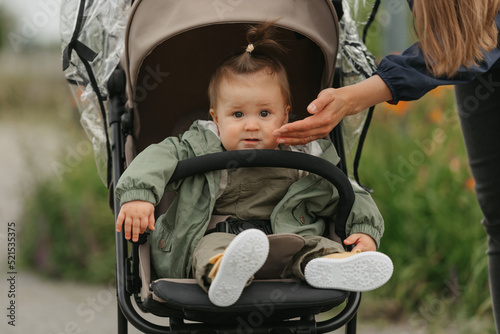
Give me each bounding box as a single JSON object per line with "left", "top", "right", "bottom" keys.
{"left": 115, "top": 22, "right": 393, "bottom": 307}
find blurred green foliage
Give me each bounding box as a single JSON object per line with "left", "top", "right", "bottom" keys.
{"left": 1, "top": 50, "right": 116, "bottom": 284}
{"left": 20, "top": 154, "right": 115, "bottom": 283}
{"left": 357, "top": 87, "right": 491, "bottom": 329}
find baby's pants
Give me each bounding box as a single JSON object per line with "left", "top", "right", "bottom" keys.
{"left": 455, "top": 59, "right": 500, "bottom": 332}
{"left": 192, "top": 232, "right": 344, "bottom": 292}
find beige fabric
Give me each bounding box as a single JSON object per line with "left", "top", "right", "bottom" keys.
{"left": 123, "top": 0, "right": 339, "bottom": 152}
{"left": 124, "top": 134, "right": 137, "bottom": 167}
{"left": 213, "top": 166, "right": 300, "bottom": 220}
{"left": 206, "top": 214, "right": 232, "bottom": 231}
{"left": 138, "top": 242, "right": 152, "bottom": 301}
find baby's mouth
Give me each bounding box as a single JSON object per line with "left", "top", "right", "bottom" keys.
{"left": 244, "top": 138, "right": 260, "bottom": 142}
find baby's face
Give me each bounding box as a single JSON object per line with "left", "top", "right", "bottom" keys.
{"left": 210, "top": 70, "right": 289, "bottom": 151}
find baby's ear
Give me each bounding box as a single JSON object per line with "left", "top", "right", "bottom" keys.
{"left": 283, "top": 106, "right": 291, "bottom": 124}
{"left": 209, "top": 109, "right": 218, "bottom": 123}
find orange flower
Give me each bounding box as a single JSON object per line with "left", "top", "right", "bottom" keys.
{"left": 385, "top": 101, "right": 411, "bottom": 117}
{"left": 428, "top": 87, "right": 444, "bottom": 98}
{"left": 464, "top": 177, "right": 476, "bottom": 191}
{"left": 428, "top": 107, "right": 444, "bottom": 124}
{"left": 428, "top": 86, "right": 453, "bottom": 98}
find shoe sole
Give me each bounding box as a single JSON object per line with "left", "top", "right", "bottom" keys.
{"left": 304, "top": 251, "right": 393, "bottom": 292}
{"left": 208, "top": 229, "right": 269, "bottom": 307}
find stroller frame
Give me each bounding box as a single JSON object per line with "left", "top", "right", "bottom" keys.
{"left": 103, "top": 1, "right": 380, "bottom": 332}
{"left": 110, "top": 71, "right": 361, "bottom": 334}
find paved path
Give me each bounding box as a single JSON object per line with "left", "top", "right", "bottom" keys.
{"left": 0, "top": 120, "right": 153, "bottom": 334}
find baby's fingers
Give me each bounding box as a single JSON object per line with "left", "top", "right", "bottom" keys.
{"left": 122, "top": 215, "right": 135, "bottom": 240}
{"left": 343, "top": 234, "right": 358, "bottom": 246}
{"left": 148, "top": 213, "right": 156, "bottom": 231}
{"left": 116, "top": 210, "right": 125, "bottom": 232}
{"left": 131, "top": 217, "right": 144, "bottom": 242}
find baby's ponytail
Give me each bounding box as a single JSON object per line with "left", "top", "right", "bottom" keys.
{"left": 244, "top": 21, "right": 286, "bottom": 57}
{"left": 228, "top": 21, "right": 287, "bottom": 75}
{"left": 208, "top": 21, "right": 291, "bottom": 109}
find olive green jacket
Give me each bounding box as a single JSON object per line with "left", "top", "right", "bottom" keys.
{"left": 115, "top": 121, "right": 384, "bottom": 278}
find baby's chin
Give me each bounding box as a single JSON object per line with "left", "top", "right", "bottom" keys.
{"left": 224, "top": 144, "right": 279, "bottom": 151}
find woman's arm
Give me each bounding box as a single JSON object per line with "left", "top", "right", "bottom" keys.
{"left": 273, "top": 75, "right": 392, "bottom": 146}
{"left": 274, "top": 11, "right": 500, "bottom": 146}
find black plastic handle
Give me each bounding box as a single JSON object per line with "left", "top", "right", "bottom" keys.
{"left": 169, "top": 149, "right": 355, "bottom": 239}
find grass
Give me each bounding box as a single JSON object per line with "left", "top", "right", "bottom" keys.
{"left": 0, "top": 49, "right": 116, "bottom": 283}
{"left": 19, "top": 154, "right": 115, "bottom": 283}
{"left": 356, "top": 86, "right": 492, "bottom": 331}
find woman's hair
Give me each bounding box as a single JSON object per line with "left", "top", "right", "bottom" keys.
{"left": 413, "top": 0, "right": 500, "bottom": 77}
{"left": 208, "top": 21, "right": 291, "bottom": 109}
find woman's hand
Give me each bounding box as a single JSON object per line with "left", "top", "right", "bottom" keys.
{"left": 273, "top": 75, "right": 392, "bottom": 146}
{"left": 273, "top": 88, "right": 351, "bottom": 145}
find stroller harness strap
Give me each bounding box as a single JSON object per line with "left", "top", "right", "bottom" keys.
{"left": 205, "top": 218, "right": 273, "bottom": 235}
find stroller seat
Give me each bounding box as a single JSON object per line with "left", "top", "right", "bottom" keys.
{"left": 147, "top": 278, "right": 349, "bottom": 323}
{"left": 136, "top": 229, "right": 350, "bottom": 325}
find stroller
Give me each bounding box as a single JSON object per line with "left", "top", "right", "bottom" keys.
{"left": 61, "top": 0, "right": 382, "bottom": 333}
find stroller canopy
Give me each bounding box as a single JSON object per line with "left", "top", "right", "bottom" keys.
{"left": 124, "top": 0, "right": 339, "bottom": 152}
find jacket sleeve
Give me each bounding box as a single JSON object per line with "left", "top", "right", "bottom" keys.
{"left": 271, "top": 140, "right": 384, "bottom": 247}
{"left": 318, "top": 140, "right": 384, "bottom": 247}
{"left": 345, "top": 180, "right": 384, "bottom": 248}
{"left": 115, "top": 136, "right": 191, "bottom": 207}
{"left": 373, "top": 10, "right": 500, "bottom": 104}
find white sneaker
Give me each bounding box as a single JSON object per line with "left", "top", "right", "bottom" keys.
{"left": 208, "top": 229, "right": 269, "bottom": 307}
{"left": 304, "top": 251, "right": 393, "bottom": 292}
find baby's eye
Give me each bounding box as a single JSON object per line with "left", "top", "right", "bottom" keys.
{"left": 260, "top": 110, "right": 270, "bottom": 117}
{"left": 233, "top": 111, "right": 244, "bottom": 118}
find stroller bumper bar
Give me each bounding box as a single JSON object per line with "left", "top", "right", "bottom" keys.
{"left": 168, "top": 149, "right": 355, "bottom": 239}
{"left": 114, "top": 149, "right": 360, "bottom": 333}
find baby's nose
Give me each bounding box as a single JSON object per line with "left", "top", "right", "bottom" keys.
{"left": 244, "top": 119, "right": 260, "bottom": 130}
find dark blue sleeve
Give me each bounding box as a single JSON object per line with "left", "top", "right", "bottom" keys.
{"left": 373, "top": 10, "right": 500, "bottom": 104}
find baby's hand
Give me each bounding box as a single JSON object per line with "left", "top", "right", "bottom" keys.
{"left": 116, "top": 200, "right": 155, "bottom": 242}
{"left": 343, "top": 233, "right": 377, "bottom": 252}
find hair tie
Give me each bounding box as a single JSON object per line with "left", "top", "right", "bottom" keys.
{"left": 246, "top": 43, "right": 255, "bottom": 54}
